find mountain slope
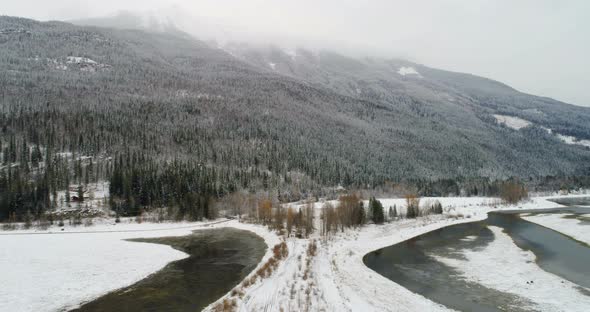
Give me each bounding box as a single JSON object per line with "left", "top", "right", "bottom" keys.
{"left": 224, "top": 43, "right": 590, "bottom": 138}
{"left": 1, "top": 16, "right": 590, "bottom": 190}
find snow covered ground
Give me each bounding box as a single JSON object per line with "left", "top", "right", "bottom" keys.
{"left": 491, "top": 114, "right": 590, "bottom": 148}
{"left": 206, "top": 193, "right": 590, "bottom": 312}
{"left": 493, "top": 114, "right": 532, "bottom": 130}
{"left": 66, "top": 56, "right": 97, "bottom": 64}
{"left": 2, "top": 192, "right": 589, "bottom": 312}
{"left": 397, "top": 66, "right": 422, "bottom": 77}
{"left": 555, "top": 133, "right": 590, "bottom": 148}
{"left": 49, "top": 182, "right": 110, "bottom": 218}
{"left": 434, "top": 226, "right": 590, "bottom": 312}
{"left": 522, "top": 213, "right": 590, "bottom": 245}
{"left": 0, "top": 218, "right": 276, "bottom": 312}
{"left": 0, "top": 221, "right": 191, "bottom": 312}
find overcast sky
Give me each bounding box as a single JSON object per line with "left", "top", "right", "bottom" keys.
{"left": 3, "top": 0, "right": 589, "bottom": 106}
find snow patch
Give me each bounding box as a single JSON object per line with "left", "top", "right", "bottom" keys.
{"left": 397, "top": 66, "right": 421, "bottom": 77}
{"left": 65, "top": 56, "right": 110, "bottom": 72}
{"left": 493, "top": 114, "right": 590, "bottom": 147}
{"left": 285, "top": 49, "right": 297, "bottom": 61}
{"left": 66, "top": 56, "right": 97, "bottom": 65}
{"left": 556, "top": 133, "right": 590, "bottom": 148}
{"left": 44, "top": 58, "right": 68, "bottom": 71}
{"left": 493, "top": 114, "right": 532, "bottom": 130}
{"left": 539, "top": 127, "right": 590, "bottom": 148}
{"left": 268, "top": 62, "right": 277, "bottom": 70}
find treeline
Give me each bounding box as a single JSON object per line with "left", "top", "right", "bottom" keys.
{"left": 0, "top": 136, "right": 542, "bottom": 224}
{"left": 371, "top": 177, "right": 581, "bottom": 198}
{"left": 108, "top": 154, "right": 226, "bottom": 220}
{"left": 319, "top": 194, "right": 445, "bottom": 237}
{"left": 0, "top": 136, "right": 106, "bottom": 221}
{"left": 220, "top": 193, "right": 447, "bottom": 239}
{"left": 0, "top": 165, "right": 50, "bottom": 221}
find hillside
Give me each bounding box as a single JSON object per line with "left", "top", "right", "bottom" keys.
{"left": 1, "top": 15, "right": 590, "bottom": 198}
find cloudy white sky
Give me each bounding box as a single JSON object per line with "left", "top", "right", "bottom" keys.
{"left": 3, "top": 0, "right": 589, "bottom": 106}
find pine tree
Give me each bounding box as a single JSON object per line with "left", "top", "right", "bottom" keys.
{"left": 405, "top": 194, "right": 420, "bottom": 219}
{"left": 368, "top": 197, "right": 375, "bottom": 221}
{"left": 433, "top": 200, "right": 443, "bottom": 214}
{"left": 77, "top": 185, "right": 84, "bottom": 203}
{"left": 370, "top": 197, "right": 384, "bottom": 224}
{"left": 31, "top": 144, "right": 42, "bottom": 168}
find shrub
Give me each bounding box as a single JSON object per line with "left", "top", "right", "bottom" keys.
{"left": 405, "top": 194, "right": 420, "bottom": 219}
{"left": 37, "top": 219, "right": 51, "bottom": 230}
{"left": 432, "top": 200, "right": 443, "bottom": 214}
{"left": 1, "top": 223, "right": 17, "bottom": 231}
{"left": 286, "top": 206, "right": 295, "bottom": 237}
{"left": 73, "top": 214, "right": 83, "bottom": 226}
{"left": 336, "top": 194, "right": 365, "bottom": 230}
{"left": 212, "top": 298, "right": 236, "bottom": 312}
{"left": 307, "top": 239, "right": 318, "bottom": 257}
{"left": 500, "top": 181, "right": 528, "bottom": 204}
{"left": 320, "top": 202, "right": 337, "bottom": 236}
{"left": 255, "top": 241, "right": 289, "bottom": 281}
{"left": 23, "top": 211, "right": 33, "bottom": 229}
{"left": 257, "top": 199, "right": 273, "bottom": 225}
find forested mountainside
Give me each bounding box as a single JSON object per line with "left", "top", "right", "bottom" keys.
{"left": 224, "top": 43, "right": 590, "bottom": 140}
{"left": 1, "top": 16, "right": 590, "bottom": 220}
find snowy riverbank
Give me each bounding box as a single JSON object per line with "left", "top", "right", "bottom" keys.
{"left": 0, "top": 219, "right": 276, "bottom": 312}
{"left": 434, "top": 226, "right": 590, "bottom": 312}
{"left": 522, "top": 213, "right": 590, "bottom": 245}
{"left": 1, "top": 193, "right": 588, "bottom": 312}
{"left": 206, "top": 193, "right": 589, "bottom": 311}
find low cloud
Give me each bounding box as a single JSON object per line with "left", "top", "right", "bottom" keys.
{"left": 3, "top": 0, "right": 590, "bottom": 106}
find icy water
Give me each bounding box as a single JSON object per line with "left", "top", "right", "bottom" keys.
{"left": 364, "top": 198, "right": 590, "bottom": 312}
{"left": 72, "top": 228, "right": 266, "bottom": 312}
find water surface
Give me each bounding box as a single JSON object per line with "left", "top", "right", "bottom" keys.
{"left": 72, "top": 228, "right": 266, "bottom": 312}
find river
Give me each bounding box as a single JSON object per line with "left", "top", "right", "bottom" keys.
{"left": 364, "top": 198, "right": 590, "bottom": 311}
{"left": 71, "top": 228, "right": 266, "bottom": 312}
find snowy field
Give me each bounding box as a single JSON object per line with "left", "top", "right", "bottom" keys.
{"left": 1, "top": 193, "right": 589, "bottom": 312}
{"left": 522, "top": 213, "right": 590, "bottom": 245}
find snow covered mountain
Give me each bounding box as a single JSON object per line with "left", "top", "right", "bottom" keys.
{"left": 2, "top": 15, "right": 590, "bottom": 187}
